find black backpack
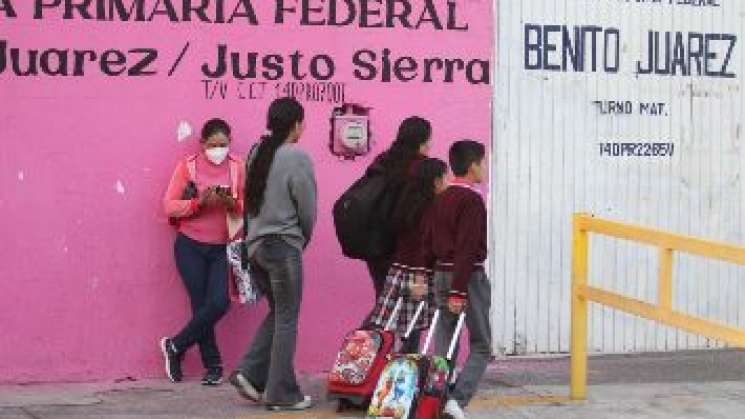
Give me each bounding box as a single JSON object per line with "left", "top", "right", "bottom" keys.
{"left": 333, "top": 163, "right": 400, "bottom": 260}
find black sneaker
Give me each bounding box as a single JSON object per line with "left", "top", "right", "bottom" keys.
{"left": 201, "top": 368, "right": 223, "bottom": 386}
{"left": 159, "top": 337, "right": 183, "bottom": 383}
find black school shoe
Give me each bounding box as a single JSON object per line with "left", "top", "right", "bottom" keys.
{"left": 201, "top": 368, "right": 224, "bottom": 386}
{"left": 159, "top": 337, "right": 183, "bottom": 383}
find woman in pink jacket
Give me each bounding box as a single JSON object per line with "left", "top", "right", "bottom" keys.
{"left": 160, "top": 118, "right": 245, "bottom": 385}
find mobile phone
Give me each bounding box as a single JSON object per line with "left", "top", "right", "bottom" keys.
{"left": 214, "top": 185, "right": 231, "bottom": 196}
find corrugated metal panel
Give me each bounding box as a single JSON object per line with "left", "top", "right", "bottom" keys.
{"left": 491, "top": 0, "right": 745, "bottom": 355}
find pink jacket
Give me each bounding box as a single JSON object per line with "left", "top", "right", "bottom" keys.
{"left": 163, "top": 152, "right": 245, "bottom": 245}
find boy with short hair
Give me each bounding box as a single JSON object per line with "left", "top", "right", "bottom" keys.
{"left": 428, "top": 140, "right": 490, "bottom": 419}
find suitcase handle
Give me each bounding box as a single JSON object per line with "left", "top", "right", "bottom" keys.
{"left": 447, "top": 312, "right": 467, "bottom": 361}
{"left": 403, "top": 300, "right": 427, "bottom": 339}
{"left": 421, "top": 309, "right": 466, "bottom": 361}
{"left": 384, "top": 297, "right": 404, "bottom": 332}
{"left": 382, "top": 271, "right": 428, "bottom": 337}
{"left": 385, "top": 298, "right": 428, "bottom": 339}
{"left": 421, "top": 310, "right": 440, "bottom": 355}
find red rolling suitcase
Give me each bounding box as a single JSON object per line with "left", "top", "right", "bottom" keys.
{"left": 414, "top": 310, "right": 466, "bottom": 419}
{"left": 327, "top": 298, "right": 405, "bottom": 407}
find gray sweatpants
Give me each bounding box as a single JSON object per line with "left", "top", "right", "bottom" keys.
{"left": 434, "top": 269, "right": 492, "bottom": 407}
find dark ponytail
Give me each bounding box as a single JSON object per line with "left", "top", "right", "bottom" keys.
{"left": 245, "top": 98, "right": 305, "bottom": 216}
{"left": 391, "top": 158, "right": 447, "bottom": 234}
{"left": 376, "top": 116, "right": 432, "bottom": 180}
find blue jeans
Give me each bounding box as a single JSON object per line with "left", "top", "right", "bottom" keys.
{"left": 172, "top": 234, "right": 230, "bottom": 371}
{"left": 238, "top": 237, "right": 305, "bottom": 405}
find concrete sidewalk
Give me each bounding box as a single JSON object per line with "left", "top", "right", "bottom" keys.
{"left": 2, "top": 350, "right": 744, "bottom": 418}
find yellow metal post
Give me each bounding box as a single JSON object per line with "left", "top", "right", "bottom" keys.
{"left": 659, "top": 248, "right": 674, "bottom": 312}
{"left": 570, "top": 214, "right": 589, "bottom": 400}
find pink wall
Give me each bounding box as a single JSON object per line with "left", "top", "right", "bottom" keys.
{"left": 0, "top": 1, "right": 493, "bottom": 383}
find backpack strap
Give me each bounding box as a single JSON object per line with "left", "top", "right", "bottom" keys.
{"left": 184, "top": 154, "right": 198, "bottom": 183}
{"left": 228, "top": 154, "right": 240, "bottom": 200}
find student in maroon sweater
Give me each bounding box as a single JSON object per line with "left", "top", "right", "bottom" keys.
{"left": 362, "top": 116, "right": 432, "bottom": 324}
{"left": 368, "top": 158, "right": 448, "bottom": 353}
{"left": 428, "top": 140, "right": 489, "bottom": 419}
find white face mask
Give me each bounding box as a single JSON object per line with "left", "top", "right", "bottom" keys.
{"left": 205, "top": 147, "right": 229, "bottom": 165}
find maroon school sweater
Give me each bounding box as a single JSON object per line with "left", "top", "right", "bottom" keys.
{"left": 392, "top": 206, "right": 436, "bottom": 268}
{"left": 428, "top": 183, "right": 487, "bottom": 297}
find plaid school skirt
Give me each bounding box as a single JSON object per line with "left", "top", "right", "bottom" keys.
{"left": 370, "top": 263, "right": 436, "bottom": 336}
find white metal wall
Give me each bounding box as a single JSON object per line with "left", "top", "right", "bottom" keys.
{"left": 490, "top": 0, "right": 745, "bottom": 355}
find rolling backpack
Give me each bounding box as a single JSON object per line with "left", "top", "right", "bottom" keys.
{"left": 413, "top": 310, "right": 466, "bottom": 419}
{"left": 328, "top": 298, "right": 415, "bottom": 408}
{"left": 367, "top": 308, "right": 466, "bottom": 419}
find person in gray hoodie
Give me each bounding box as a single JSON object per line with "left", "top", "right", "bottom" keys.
{"left": 229, "top": 98, "right": 317, "bottom": 412}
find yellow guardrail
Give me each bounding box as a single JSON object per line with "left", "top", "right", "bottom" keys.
{"left": 570, "top": 213, "right": 745, "bottom": 400}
